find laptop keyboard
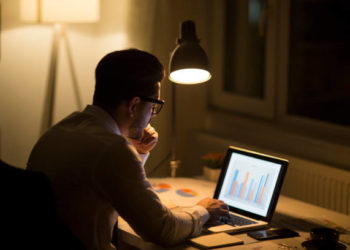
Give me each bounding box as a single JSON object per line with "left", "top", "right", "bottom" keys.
{"left": 218, "top": 214, "right": 257, "bottom": 226}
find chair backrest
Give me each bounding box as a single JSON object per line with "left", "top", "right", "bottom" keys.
{"left": 0, "top": 159, "right": 85, "bottom": 250}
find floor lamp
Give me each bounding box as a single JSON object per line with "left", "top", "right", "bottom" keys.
{"left": 168, "top": 20, "right": 212, "bottom": 177}
{"left": 20, "top": 0, "right": 99, "bottom": 134}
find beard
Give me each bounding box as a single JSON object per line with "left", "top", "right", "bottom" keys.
{"left": 128, "top": 127, "right": 143, "bottom": 140}
{"left": 128, "top": 116, "right": 147, "bottom": 140}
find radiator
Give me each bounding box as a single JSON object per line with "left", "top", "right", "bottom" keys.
{"left": 187, "top": 132, "right": 350, "bottom": 216}
{"left": 282, "top": 157, "right": 350, "bottom": 215}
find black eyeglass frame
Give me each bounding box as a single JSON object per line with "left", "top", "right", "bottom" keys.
{"left": 139, "top": 97, "right": 165, "bottom": 115}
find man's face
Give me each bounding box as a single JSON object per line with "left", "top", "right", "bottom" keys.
{"left": 128, "top": 82, "right": 161, "bottom": 140}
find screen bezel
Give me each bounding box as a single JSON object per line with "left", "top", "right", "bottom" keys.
{"left": 213, "top": 146, "right": 289, "bottom": 222}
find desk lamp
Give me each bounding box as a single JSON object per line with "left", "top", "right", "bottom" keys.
{"left": 20, "top": 0, "right": 99, "bottom": 134}
{"left": 168, "top": 20, "right": 211, "bottom": 177}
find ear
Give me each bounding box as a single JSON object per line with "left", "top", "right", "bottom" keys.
{"left": 127, "top": 97, "right": 141, "bottom": 117}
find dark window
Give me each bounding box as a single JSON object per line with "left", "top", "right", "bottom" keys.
{"left": 288, "top": 0, "right": 350, "bottom": 127}
{"left": 224, "top": 0, "right": 266, "bottom": 99}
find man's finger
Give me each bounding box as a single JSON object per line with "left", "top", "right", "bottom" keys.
{"left": 141, "top": 134, "right": 157, "bottom": 144}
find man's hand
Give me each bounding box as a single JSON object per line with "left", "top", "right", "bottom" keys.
{"left": 128, "top": 124, "right": 158, "bottom": 154}
{"left": 197, "top": 197, "right": 229, "bottom": 226}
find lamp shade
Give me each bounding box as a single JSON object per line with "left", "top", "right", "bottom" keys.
{"left": 169, "top": 20, "right": 211, "bottom": 84}
{"left": 20, "top": 0, "right": 99, "bottom": 23}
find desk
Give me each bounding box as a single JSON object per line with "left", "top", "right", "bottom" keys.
{"left": 118, "top": 178, "right": 350, "bottom": 249}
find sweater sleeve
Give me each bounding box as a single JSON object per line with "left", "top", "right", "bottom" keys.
{"left": 92, "top": 141, "right": 209, "bottom": 246}
{"left": 138, "top": 152, "right": 149, "bottom": 167}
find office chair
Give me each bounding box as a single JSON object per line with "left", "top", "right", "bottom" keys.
{"left": 0, "top": 159, "right": 85, "bottom": 250}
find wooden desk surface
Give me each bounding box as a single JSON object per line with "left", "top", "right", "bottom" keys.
{"left": 118, "top": 178, "right": 350, "bottom": 249}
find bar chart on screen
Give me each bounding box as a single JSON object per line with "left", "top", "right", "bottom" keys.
{"left": 223, "top": 158, "right": 279, "bottom": 211}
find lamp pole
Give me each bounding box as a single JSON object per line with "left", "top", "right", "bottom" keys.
{"left": 40, "top": 24, "right": 83, "bottom": 134}
{"left": 41, "top": 23, "right": 61, "bottom": 134}
{"left": 20, "top": 0, "right": 99, "bottom": 134}
{"left": 168, "top": 20, "right": 211, "bottom": 178}
{"left": 170, "top": 82, "right": 180, "bottom": 178}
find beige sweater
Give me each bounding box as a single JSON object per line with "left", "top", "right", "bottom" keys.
{"left": 27, "top": 105, "right": 208, "bottom": 250}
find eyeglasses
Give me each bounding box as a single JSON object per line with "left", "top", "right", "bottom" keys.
{"left": 139, "top": 97, "right": 165, "bottom": 115}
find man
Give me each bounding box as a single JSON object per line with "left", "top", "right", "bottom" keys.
{"left": 27, "top": 49, "right": 228, "bottom": 250}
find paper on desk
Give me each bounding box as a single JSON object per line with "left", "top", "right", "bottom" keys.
{"left": 149, "top": 178, "right": 216, "bottom": 208}
{"left": 189, "top": 232, "right": 243, "bottom": 248}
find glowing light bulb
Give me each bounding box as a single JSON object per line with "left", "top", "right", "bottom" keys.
{"left": 169, "top": 68, "right": 211, "bottom": 84}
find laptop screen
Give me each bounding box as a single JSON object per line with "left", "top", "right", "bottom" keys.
{"left": 215, "top": 146, "right": 288, "bottom": 220}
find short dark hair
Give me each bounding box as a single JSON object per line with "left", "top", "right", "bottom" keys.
{"left": 93, "top": 49, "right": 164, "bottom": 108}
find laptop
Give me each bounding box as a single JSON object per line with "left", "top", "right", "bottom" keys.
{"left": 207, "top": 146, "right": 288, "bottom": 234}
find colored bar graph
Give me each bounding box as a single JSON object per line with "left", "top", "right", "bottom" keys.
{"left": 265, "top": 174, "right": 269, "bottom": 186}
{"left": 258, "top": 174, "right": 269, "bottom": 204}
{"left": 229, "top": 170, "right": 239, "bottom": 195}
{"left": 248, "top": 188, "right": 254, "bottom": 201}
{"left": 239, "top": 172, "right": 249, "bottom": 198}
{"left": 231, "top": 182, "right": 237, "bottom": 195}
{"left": 257, "top": 186, "right": 265, "bottom": 203}
{"left": 238, "top": 182, "right": 243, "bottom": 197}
{"left": 245, "top": 179, "right": 254, "bottom": 200}
{"left": 228, "top": 169, "right": 269, "bottom": 206}
{"left": 251, "top": 183, "right": 257, "bottom": 201}
{"left": 254, "top": 175, "right": 265, "bottom": 203}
